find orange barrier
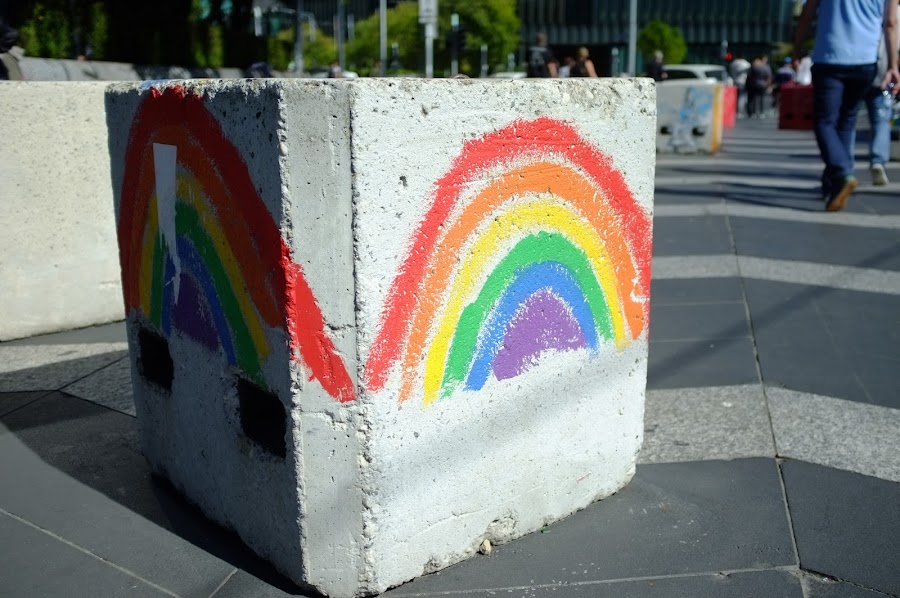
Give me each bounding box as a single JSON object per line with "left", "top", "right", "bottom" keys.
{"left": 722, "top": 85, "right": 737, "bottom": 128}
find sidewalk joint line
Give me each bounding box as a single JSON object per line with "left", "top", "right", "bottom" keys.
{"left": 206, "top": 567, "right": 238, "bottom": 598}
{"left": 391, "top": 564, "right": 802, "bottom": 596}
{"left": 0, "top": 507, "right": 184, "bottom": 598}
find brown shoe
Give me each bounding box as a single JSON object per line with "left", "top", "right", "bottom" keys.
{"left": 826, "top": 176, "right": 857, "bottom": 212}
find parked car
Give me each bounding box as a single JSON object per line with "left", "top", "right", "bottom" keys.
{"left": 489, "top": 71, "right": 527, "bottom": 79}
{"left": 662, "top": 64, "right": 732, "bottom": 85}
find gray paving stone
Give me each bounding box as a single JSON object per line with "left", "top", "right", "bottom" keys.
{"left": 731, "top": 217, "right": 900, "bottom": 272}
{"left": 641, "top": 385, "right": 775, "bottom": 464}
{"left": 0, "top": 391, "right": 49, "bottom": 417}
{"left": 0, "top": 512, "right": 168, "bottom": 598}
{"left": 738, "top": 256, "right": 900, "bottom": 296}
{"left": 800, "top": 572, "right": 889, "bottom": 597}
{"left": 649, "top": 302, "right": 750, "bottom": 342}
{"left": 652, "top": 255, "right": 739, "bottom": 279}
{"left": 745, "top": 279, "right": 900, "bottom": 408}
{"left": 0, "top": 392, "right": 236, "bottom": 598}
{"left": 0, "top": 343, "right": 127, "bottom": 392}
{"left": 769, "top": 388, "right": 900, "bottom": 484}
{"left": 857, "top": 191, "right": 900, "bottom": 216}
{"left": 386, "top": 570, "right": 803, "bottom": 597}
{"left": 652, "top": 215, "right": 733, "bottom": 256}
{"left": 387, "top": 459, "right": 796, "bottom": 595}
{"left": 63, "top": 356, "right": 135, "bottom": 416}
{"left": 781, "top": 460, "right": 900, "bottom": 596}
{"left": 212, "top": 569, "right": 313, "bottom": 598}
{"left": 650, "top": 277, "right": 746, "bottom": 305}
{"left": 648, "top": 337, "right": 759, "bottom": 389}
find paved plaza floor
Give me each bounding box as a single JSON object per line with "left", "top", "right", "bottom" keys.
{"left": 2, "top": 118, "right": 899, "bottom": 597}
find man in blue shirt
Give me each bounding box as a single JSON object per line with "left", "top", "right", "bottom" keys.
{"left": 794, "top": 0, "right": 900, "bottom": 211}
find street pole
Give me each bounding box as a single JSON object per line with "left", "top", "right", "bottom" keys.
{"left": 294, "top": 0, "right": 305, "bottom": 74}
{"left": 337, "top": 0, "right": 346, "bottom": 72}
{"left": 419, "top": 0, "right": 437, "bottom": 78}
{"left": 480, "top": 44, "right": 488, "bottom": 78}
{"left": 450, "top": 13, "right": 459, "bottom": 77}
{"left": 379, "top": 0, "right": 387, "bottom": 76}
{"left": 627, "top": 0, "right": 637, "bottom": 76}
{"left": 425, "top": 22, "right": 435, "bottom": 78}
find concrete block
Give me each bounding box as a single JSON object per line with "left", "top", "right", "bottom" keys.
{"left": 0, "top": 82, "right": 123, "bottom": 340}
{"left": 656, "top": 81, "right": 724, "bottom": 154}
{"left": 106, "top": 78, "right": 655, "bottom": 597}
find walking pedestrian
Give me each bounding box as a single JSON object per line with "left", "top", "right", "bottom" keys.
{"left": 746, "top": 56, "right": 772, "bottom": 118}
{"left": 645, "top": 50, "right": 666, "bottom": 81}
{"left": 864, "top": 1, "right": 900, "bottom": 186}
{"left": 794, "top": 0, "right": 900, "bottom": 211}
{"left": 569, "top": 47, "right": 598, "bottom": 78}
{"left": 527, "top": 32, "right": 558, "bottom": 78}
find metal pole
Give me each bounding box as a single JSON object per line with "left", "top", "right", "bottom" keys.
{"left": 450, "top": 13, "right": 459, "bottom": 76}
{"left": 294, "top": 0, "right": 305, "bottom": 74}
{"left": 379, "top": 0, "right": 387, "bottom": 76}
{"left": 480, "top": 44, "right": 488, "bottom": 78}
{"left": 627, "top": 0, "right": 637, "bottom": 76}
{"left": 425, "top": 22, "right": 435, "bottom": 78}
{"left": 337, "top": 0, "right": 346, "bottom": 72}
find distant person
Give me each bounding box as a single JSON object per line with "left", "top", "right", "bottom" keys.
{"left": 570, "top": 47, "right": 598, "bottom": 77}
{"left": 645, "top": 50, "right": 666, "bottom": 81}
{"left": 527, "top": 32, "right": 557, "bottom": 78}
{"left": 746, "top": 55, "right": 772, "bottom": 118}
{"left": 558, "top": 56, "right": 575, "bottom": 78}
{"left": 248, "top": 62, "right": 274, "bottom": 78}
{"left": 772, "top": 56, "right": 796, "bottom": 108}
{"left": 794, "top": 0, "right": 899, "bottom": 211}
{"left": 730, "top": 56, "right": 752, "bottom": 116}
{"left": 328, "top": 62, "right": 343, "bottom": 78}
{"left": 0, "top": 20, "right": 23, "bottom": 80}
{"left": 864, "top": 2, "right": 900, "bottom": 186}
{"left": 795, "top": 53, "right": 813, "bottom": 85}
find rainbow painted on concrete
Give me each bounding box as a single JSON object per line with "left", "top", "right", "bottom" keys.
{"left": 118, "top": 86, "right": 354, "bottom": 402}
{"left": 365, "top": 117, "right": 652, "bottom": 406}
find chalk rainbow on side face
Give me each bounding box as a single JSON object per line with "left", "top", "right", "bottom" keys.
{"left": 118, "top": 86, "right": 354, "bottom": 402}
{"left": 364, "top": 117, "right": 652, "bottom": 406}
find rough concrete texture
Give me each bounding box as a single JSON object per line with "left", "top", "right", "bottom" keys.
{"left": 656, "top": 81, "right": 724, "bottom": 154}
{"left": 0, "top": 82, "right": 124, "bottom": 340}
{"left": 105, "top": 78, "right": 656, "bottom": 597}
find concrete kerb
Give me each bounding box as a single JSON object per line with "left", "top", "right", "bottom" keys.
{"left": 0, "top": 81, "right": 123, "bottom": 341}
{"left": 105, "top": 78, "right": 656, "bottom": 597}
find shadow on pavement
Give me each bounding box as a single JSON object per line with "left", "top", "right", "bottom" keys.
{"left": 0, "top": 380, "right": 313, "bottom": 596}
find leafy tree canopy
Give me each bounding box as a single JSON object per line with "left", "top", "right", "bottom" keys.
{"left": 347, "top": 0, "right": 519, "bottom": 77}
{"left": 637, "top": 19, "right": 687, "bottom": 66}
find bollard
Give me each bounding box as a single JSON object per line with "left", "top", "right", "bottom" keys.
{"left": 656, "top": 80, "right": 724, "bottom": 154}
{"left": 106, "top": 78, "right": 655, "bottom": 597}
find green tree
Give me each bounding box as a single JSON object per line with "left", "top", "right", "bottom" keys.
{"left": 347, "top": 1, "right": 420, "bottom": 75}
{"left": 347, "top": 0, "right": 519, "bottom": 77}
{"left": 637, "top": 19, "right": 687, "bottom": 66}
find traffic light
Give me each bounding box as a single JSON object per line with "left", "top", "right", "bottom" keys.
{"left": 446, "top": 24, "right": 466, "bottom": 53}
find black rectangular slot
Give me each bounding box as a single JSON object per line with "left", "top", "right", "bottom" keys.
{"left": 238, "top": 379, "right": 287, "bottom": 458}
{"left": 138, "top": 327, "right": 174, "bottom": 392}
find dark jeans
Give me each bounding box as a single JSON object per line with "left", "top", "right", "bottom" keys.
{"left": 811, "top": 62, "right": 876, "bottom": 190}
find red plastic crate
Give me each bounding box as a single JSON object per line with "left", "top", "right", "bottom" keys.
{"left": 779, "top": 84, "right": 815, "bottom": 130}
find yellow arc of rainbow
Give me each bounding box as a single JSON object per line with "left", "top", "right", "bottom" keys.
{"left": 411, "top": 197, "right": 626, "bottom": 406}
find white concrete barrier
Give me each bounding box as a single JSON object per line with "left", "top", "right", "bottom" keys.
{"left": 106, "top": 78, "right": 656, "bottom": 597}
{"left": 0, "top": 82, "right": 123, "bottom": 340}
{"left": 656, "top": 80, "right": 724, "bottom": 154}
